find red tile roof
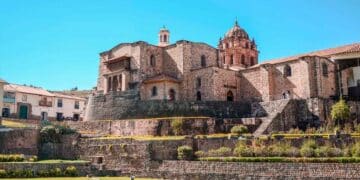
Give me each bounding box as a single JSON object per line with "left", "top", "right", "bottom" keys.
{"left": 262, "top": 42, "right": 360, "bottom": 65}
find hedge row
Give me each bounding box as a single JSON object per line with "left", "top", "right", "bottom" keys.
{"left": 0, "top": 154, "right": 25, "bottom": 162}
{"left": 0, "top": 166, "right": 77, "bottom": 178}
{"left": 199, "top": 157, "right": 360, "bottom": 163}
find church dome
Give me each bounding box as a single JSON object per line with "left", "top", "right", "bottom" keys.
{"left": 225, "top": 21, "right": 249, "bottom": 39}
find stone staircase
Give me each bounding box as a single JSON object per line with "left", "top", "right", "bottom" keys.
{"left": 252, "top": 99, "right": 291, "bottom": 137}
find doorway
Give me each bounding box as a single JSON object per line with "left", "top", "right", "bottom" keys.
{"left": 227, "top": 90, "right": 234, "bottom": 101}
{"left": 19, "top": 105, "right": 28, "bottom": 119}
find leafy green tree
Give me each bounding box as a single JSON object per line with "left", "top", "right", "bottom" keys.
{"left": 330, "top": 99, "right": 350, "bottom": 127}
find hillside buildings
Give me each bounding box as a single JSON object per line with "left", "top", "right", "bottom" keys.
{"left": 95, "top": 21, "right": 360, "bottom": 102}
{"left": 2, "top": 84, "right": 86, "bottom": 121}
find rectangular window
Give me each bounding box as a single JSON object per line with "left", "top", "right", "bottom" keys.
{"left": 56, "top": 113, "right": 63, "bottom": 121}
{"left": 57, "top": 99, "right": 63, "bottom": 108}
{"left": 73, "top": 113, "right": 79, "bottom": 121}
{"left": 74, "top": 101, "right": 80, "bottom": 109}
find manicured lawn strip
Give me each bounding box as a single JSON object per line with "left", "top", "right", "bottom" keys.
{"left": 0, "top": 160, "right": 89, "bottom": 164}
{"left": 0, "top": 177, "right": 157, "bottom": 180}
{"left": 98, "top": 116, "right": 210, "bottom": 122}
{"left": 2, "top": 120, "right": 28, "bottom": 128}
{"left": 199, "top": 157, "right": 360, "bottom": 163}
{"left": 91, "top": 135, "right": 186, "bottom": 141}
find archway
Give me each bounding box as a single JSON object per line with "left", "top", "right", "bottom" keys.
{"left": 227, "top": 90, "right": 234, "bottom": 101}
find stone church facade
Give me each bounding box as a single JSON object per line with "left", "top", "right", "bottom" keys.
{"left": 95, "top": 21, "right": 344, "bottom": 103}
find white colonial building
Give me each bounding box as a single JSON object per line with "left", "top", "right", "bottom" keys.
{"left": 2, "top": 84, "right": 86, "bottom": 121}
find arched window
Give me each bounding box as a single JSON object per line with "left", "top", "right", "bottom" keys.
{"left": 322, "top": 63, "right": 328, "bottom": 77}
{"left": 241, "top": 55, "right": 245, "bottom": 64}
{"left": 151, "top": 86, "right": 157, "bottom": 96}
{"left": 201, "top": 55, "right": 206, "bottom": 67}
{"left": 169, "top": 89, "right": 176, "bottom": 101}
{"left": 227, "top": 90, "right": 234, "bottom": 101}
{"left": 223, "top": 56, "right": 225, "bottom": 64}
{"left": 150, "top": 55, "right": 156, "bottom": 67}
{"left": 196, "top": 91, "right": 201, "bottom": 101}
{"left": 284, "top": 64, "right": 292, "bottom": 77}
{"left": 163, "top": 34, "right": 167, "bottom": 42}
{"left": 245, "top": 43, "right": 249, "bottom": 49}
{"left": 250, "top": 57, "right": 254, "bottom": 66}
{"left": 196, "top": 78, "right": 201, "bottom": 88}
{"left": 230, "top": 55, "right": 234, "bottom": 65}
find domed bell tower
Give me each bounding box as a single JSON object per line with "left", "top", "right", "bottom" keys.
{"left": 218, "top": 20, "right": 258, "bottom": 68}
{"left": 158, "top": 26, "right": 170, "bottom": 47}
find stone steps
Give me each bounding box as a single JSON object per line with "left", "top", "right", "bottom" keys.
{"left": 252, "top": 99, "right": 291, "bottom": 137}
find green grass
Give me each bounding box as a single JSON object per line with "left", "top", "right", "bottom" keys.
{"left": 0, "top": 160, "right": 89, "bottom": 164}
{"left": 0, "top": 177, "right": 158, "bottom": 180}
{"left": 2, "top": 120, "right": 28, "bottom": 128}
{"left": 91, "top": 135, "right": 186, "bottom": 141}
{"left": 199, "top": 157, "right": 360, "bottom": 163}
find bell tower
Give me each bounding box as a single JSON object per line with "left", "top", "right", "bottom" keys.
{"left": 158, "top": 26, "right": 170, "bottom": 47}
{"left": 218, "top": 20, "right": 258, "bottom": 68}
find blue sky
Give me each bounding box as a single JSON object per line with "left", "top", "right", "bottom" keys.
{"left": 0, "top": 0, "right": 359, "bottom": 90}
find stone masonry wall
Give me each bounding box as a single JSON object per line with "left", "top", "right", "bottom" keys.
{"left": 0, "top": 128, "right": 39, "bottom": 155}
{"left": 153, "top": 160, "right": 360, "bottom": 179}
{"left": 87, "top": 91, "right": 251, "bottom": 120}
{"left": 0, "top": 162, "right": 91, "bottom": 176}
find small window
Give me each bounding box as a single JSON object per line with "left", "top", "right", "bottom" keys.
{"left": 284, "top": 64, "right": 292, "bottom": 77}
{"left": 73, "top": 114, "right": 79, "bottom": 121}
{"left": 230, "top": 55, "right": 234, "bottom": 65}
{"left": 151, "top": 86, "right": 157, "bottom": 97}
{"left": 322, "top": 63, "right": 328, "bottom": 77}
{"left": 245, "top": 43, "right": 249, "bottom": 49}
{"left": 196, "top": 91, "right": 201, "bottom": 101}
{"left": 196, "top": 78, "right": 201, "bottom": 88}
{"left": 57, "top": 99, "right": 63, "bottom": 108}
{"left": 163, "top": 34, "right": 167, "bottom": 42}
{"left": 150, "top": 55, "right": 156, "bottom": 67}
{"left": 201, "top": 55, "right": 206, "bottom": 67}
{"left": 56, "top": 112, "right": 63, "bottom": 121}
{"left": 241, "top": 55, "right": 245, "bottom": 64}
{"left": 74, "top": 101, "right": 80, "bottom": 109}
{"left": 223, "top": 56, "right": 225, "bottom": 64}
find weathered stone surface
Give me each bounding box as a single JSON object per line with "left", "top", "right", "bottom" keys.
{"left": 0, "top": 128, "right": 39, "bottom": 155}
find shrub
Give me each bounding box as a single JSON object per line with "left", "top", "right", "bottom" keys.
{"left": 28, "top": 155, "right": 38, "bottom": 162}
{"left": 171, "top": 118, "right": 183, "bottom": 135}
{"left": 301, "top": 147, "right": 315, "bottom": 157}
{"left": 305, "top": 127, "right": 317, "bottom": 134}
{"left": 231, "top": 125, "right": 248, "bottom": 135}
{"left": 0, "top": 169, "right": 6, "bottom": 178}
{"left": 49, "top": 168, "right": 63, "bottom": 177}
{"left": 352, "top": 142, "right": 360, "bottom": 157}
{"left": 343, "top": 123, "right": 353, "bottom": 134}
{"left": 177, "top": 145, "right": 193, "bottom": 160}
{"left": 300, "top": 140, "right": 317, "bottom": 157}
{"left": 208, "top": 147, "right": 232, "bottom": 157}
{"left": 343, "top": 146, "right": 352, "bottom": 157}
{"left": 288, "top": 128, "right": 303, "bottom": 134}
{"left": 64, "top": 166, "right": 77, "bottom": 177}
{"left": 40, "top": 124, "right": 76, "bottom": 143}
{"left": 331, "top": 99, "right": 350, "bottom": 127}
{"left": 286, "top": 147, "right": 301, "bottom": 157}
{"left": 194, "top": 150, "right": 206, "bottom": 158}
{"left": 233, "top": 144, "right": 253, "bottom": 157}
{"left": 0, "top": 154, "right": 25, "bottom": 162}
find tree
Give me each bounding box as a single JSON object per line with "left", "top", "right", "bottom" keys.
{"left": 330, "top": 99, "right": 350, "bottom": 127}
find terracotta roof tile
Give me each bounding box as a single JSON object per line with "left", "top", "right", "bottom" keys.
{"left": 4, "top": 84, "right": 54, "bottom": 97}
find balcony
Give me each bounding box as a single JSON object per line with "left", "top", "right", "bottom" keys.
{"left": 3, "top": 97, "right": 15, "bottom": 103}
{"left": 39, "top": 100, "right": 52, "bottom": 107}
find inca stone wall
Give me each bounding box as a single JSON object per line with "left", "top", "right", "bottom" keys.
{"left": 86, "top": 91, "right": 251, "bottom": 120}
{"left": 153, "top": 161, "right": 360, "bottom": 179}
{"left": 0, "top": 162, "right": 91, "bottom": 176}
{"left": 0, "top": 128, "right": 39, "bottom": 155}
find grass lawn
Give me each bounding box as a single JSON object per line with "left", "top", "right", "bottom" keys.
{"left": 2, "top": 120, "right": 28, "bottom": 128}
{"left": 0, "top": 177, "right": 158, "bottom": 180}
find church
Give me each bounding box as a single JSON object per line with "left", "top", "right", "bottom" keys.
{"left": 95, "top": 21, "right": 360, "bottom": 103}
